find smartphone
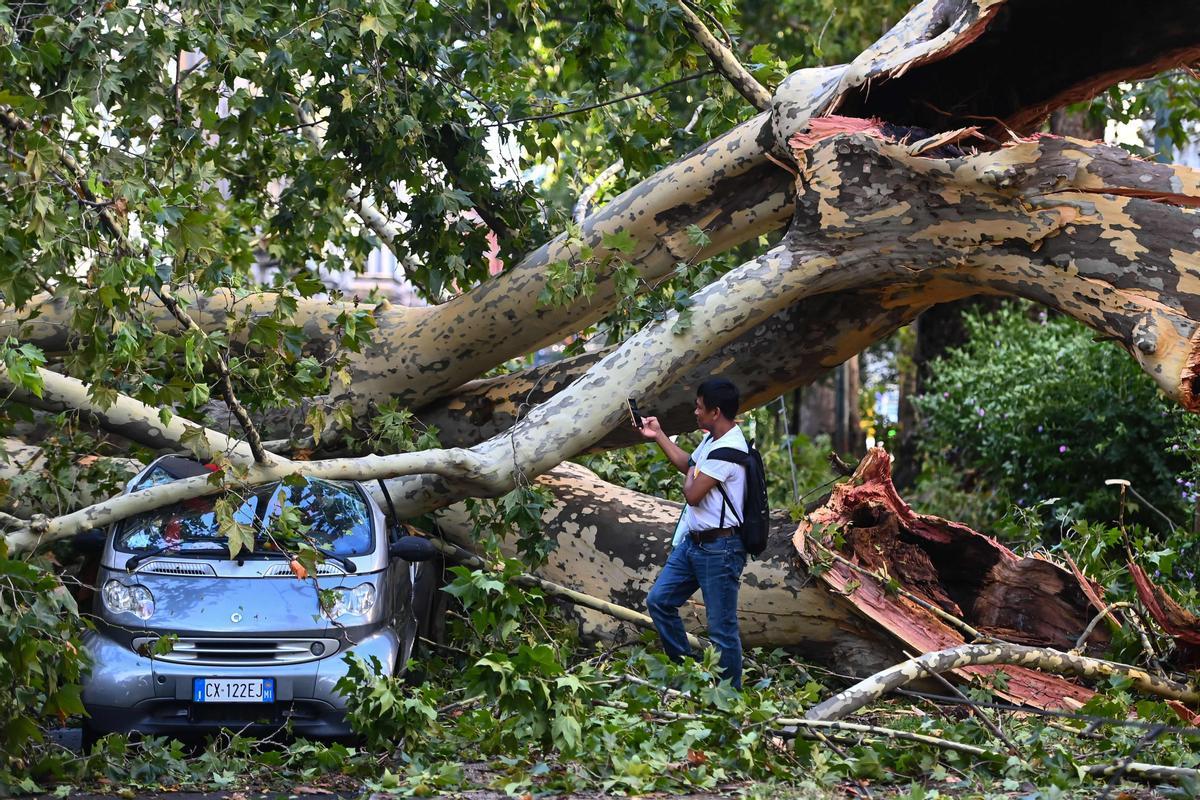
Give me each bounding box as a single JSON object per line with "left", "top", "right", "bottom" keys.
{"left": 627, "top": 398, "right": 643, "bottom": 429}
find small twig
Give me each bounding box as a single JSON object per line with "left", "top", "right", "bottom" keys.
{"left": 1126, "top": 482, "right": 1183, "bottom": 534}
{"left": 642, "top": 703, "right": 989, "bottom": 756}
{"left": 681, "top": 0, "right": 734, "bottom": 50}
{"left": 908, "top": 649, "right": 1020, "bottom": 755}
{"left": 1124, "top": 604, "right": 1169, "bottom": 678}
{"left": 1072, "top": 601, "right": 1136, "bottom": 652}
{"left": 573, "top": 100, "right": 708, "bottom": 223}
{"left": 437, "top": 693, "right": 484, "bottom": 715}
{"left": 1097, "top": 724, "right": 1167, "bottom": 799}
{"left": 1071, "top": 597, "right": 1168, "bottom": 680}
{"left": 418, "top": 635, "right": 471, "bottom": 658}
{"left": 774, "top": 717, "right": 990, "bottom": 756}
{"left": 573, "top": 160, "right": 625, "bottom": 224}
{"left": 1044, "top": 718, "right": 1105, "bottom": 740}
{"left": 484, "top": 71, "right": 716, "bottom": 127}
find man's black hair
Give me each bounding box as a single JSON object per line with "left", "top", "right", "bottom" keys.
{"left": 697, "top": 378, "right": 740, "bottom": 420}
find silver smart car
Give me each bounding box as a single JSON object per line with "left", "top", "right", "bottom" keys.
{"left": 81, "top": 455, "right": 439, "bottom": 743}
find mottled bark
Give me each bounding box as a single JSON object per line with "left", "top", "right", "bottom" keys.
{"left": 13, "top": 129, "right": 1200, "bottom": 553}
{"left": 784, "top": 125, "right": 1200, "bottom": 407}
{"left": 419, "top": 288, "right": 927, "bottom": 450}
{"left": 0, "top": 288, "right": 363, "bottom": 361}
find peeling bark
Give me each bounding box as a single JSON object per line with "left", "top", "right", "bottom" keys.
{"left": 1128, "top": 560, "right": 1200, "bottom": 668}
{"left": 432, "top": 456, "right": 1193, "bottom": 712}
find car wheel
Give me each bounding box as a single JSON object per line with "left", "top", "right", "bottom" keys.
{"left": 80, "top": 721, "right": 101, "bottom": 754}
{"left": 412, "top": 556, "right": 447, "bottom": 647}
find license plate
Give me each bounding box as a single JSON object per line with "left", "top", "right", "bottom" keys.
{"left": 192, "top": 678, "right": 275, "bottom": 703}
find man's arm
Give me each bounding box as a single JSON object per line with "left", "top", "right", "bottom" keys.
{"left": 637, "top": 415, "right": 690, "bottom": 473}
{"left": 683, "top": 469, "right": 719, "bottom": 506}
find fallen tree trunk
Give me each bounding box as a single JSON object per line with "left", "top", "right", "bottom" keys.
{"left": 9, "top": 0, "right": 1200, "bottom": 424}
{"left": 12, "top": 124, "right": 1200, "bottom": 564}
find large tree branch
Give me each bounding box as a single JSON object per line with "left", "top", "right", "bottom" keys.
{"left": 6, "top": 0, "right": 1199, "bottom": 418}
{"left": 0, "top": 362, "right": 266, "bottom": 463}
{"left": 419, "top": 285, "right": 936, "bottom": 450}
{"left": 0, "top": 289, "right": 366, "bottom": 357}
{"left": 16, "top": 130, "right": 1200, "bottom": 550}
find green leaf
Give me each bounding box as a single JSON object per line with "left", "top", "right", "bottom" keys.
{"left": 601, "top": 229, "right": 637, "bottom": 255}
{"left": 359, "top": 14, "right": 390, "bottom": 42}
{"left": 170, "top": 209, "right": 213, "bottom": 253}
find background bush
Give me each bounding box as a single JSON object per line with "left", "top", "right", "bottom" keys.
{"left": 911, "top": 304, "right": 1194, "bottom": 535}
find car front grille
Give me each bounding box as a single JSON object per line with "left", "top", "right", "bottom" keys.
{"left": 134, "top": 560, "right": 216, "bottom": 577}
{"left": 132, "top": 637, "right": 340, "bottom": 665}
{"left": 262, "top": 562, "right": 346, "bottom": 577}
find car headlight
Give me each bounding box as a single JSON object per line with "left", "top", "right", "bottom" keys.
{"left": 102, "top": 580, "right": 155, "bottom": 620}
{"left": 324, "top": 583, "right": 376, "bottom": 619}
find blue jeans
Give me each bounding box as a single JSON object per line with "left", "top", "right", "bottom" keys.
{"left": 646, "top": 534, "right": 747, "bottom": 688}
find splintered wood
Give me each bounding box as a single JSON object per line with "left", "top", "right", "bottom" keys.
{"left": 795, "top": 447, "right": 1106, "bottom": 710}
{"left": 1129, "top": 560, "right": 1200, "bottom": 668}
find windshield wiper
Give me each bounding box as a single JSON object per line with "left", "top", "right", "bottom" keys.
{"left": 125, "top": 539, "right": 230, "bottom": 571}
{"left": 313, "top": 547, "right": 357, "bottom": 574}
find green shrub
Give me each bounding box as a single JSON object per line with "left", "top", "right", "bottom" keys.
{"left": 912, "top": 304, "right": 1193, "bottom": 534}
{"left": 0, "top": 543, "right": 91, "bottom": 793}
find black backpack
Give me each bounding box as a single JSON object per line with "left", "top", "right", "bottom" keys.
{"left": 707, "top": 442, "right": 770, "bottom": 557}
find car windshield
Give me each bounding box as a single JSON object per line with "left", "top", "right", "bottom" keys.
{"left": 114, "top": 479, "right": 374, "bottom": 556}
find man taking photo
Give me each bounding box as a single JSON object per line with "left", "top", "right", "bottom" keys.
{"left": 636, "top": 378, "right": 748, "bottom": 689}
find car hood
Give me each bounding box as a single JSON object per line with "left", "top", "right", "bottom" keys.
{"left": 109, "top": 573, "right": 371, "bottom": 638}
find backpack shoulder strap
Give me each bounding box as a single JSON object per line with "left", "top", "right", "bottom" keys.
{"left": 707, "top": 446, "right": 749, "bottom": 465}
{"left": 705, "top": 447, "right": 746, "bottom": 527}
{"left": 714, "top": 483, "right": 742, "bottom": 527}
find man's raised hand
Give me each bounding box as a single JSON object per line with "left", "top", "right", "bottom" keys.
{"left": 638, "top": 415, "right": 663, "bottom": 439}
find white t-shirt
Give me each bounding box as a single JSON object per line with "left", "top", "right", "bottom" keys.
{"left": 672, "top": 425, "right": 748, "bottom": 546}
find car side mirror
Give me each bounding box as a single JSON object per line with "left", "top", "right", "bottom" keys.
{"left": 75, "top": 527, "right": 107, "bottom": 555}
{"left": 388, "top": 535, "right": 438, "bottom": 562}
